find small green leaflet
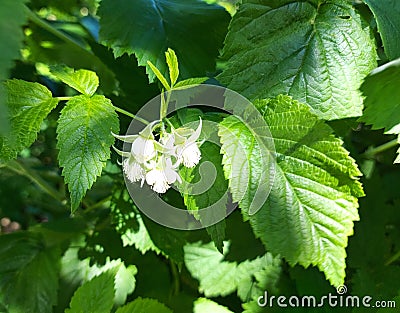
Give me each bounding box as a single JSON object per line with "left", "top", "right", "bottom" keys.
{"left": 165, "top": 48, "right": 179, "bottom": 86}
{"left": 98, "top": 0, "right": 230, "bottom": 83}
{"left": 57, "top": 95, "right": 119, "bottom": 212}
{"left": 219, "top": 95, "right": 363, "bottom": 287}
{"left": 65, "top": 269, "right": 116, "bottom": 313}
{"left": 184, "top": 241, "right": 281, "bottom": 299}
{"left": 364, "top": 0, "right": 400, "bottom": 60}
{"left": 1, "top": 80, "right": 59, "bottom": 162}
{"left": 115, "top": 297, "right": 173, "bottom": 313}
{"left": 360, "top": 59, "right": 400, "bottom": 163}
{"left": 180, "top": 142, "right": 228, "bottom": 252}
{"left": 51, "top": 67, "right": 99, "bottom": 96}
{"left": 0, "top": 232, "right": 61, "bottom": 313}
{"left": 0, "top": 0, "right": 29, "bottom": 133}
{"left": 218, "top": 0, "right": 377, "bottom": 120}
{"left": 193, "top": 298, "right": 234, "bottom": 313}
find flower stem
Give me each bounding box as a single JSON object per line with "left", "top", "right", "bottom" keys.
{"left": 362, "top": 138, "right": 398, "bottom": 158}
{"left": 113, "top": 106, "right": 149, "bottom": 125}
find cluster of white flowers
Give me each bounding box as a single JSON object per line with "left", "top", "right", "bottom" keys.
{"left": 113, "top": 119, "right": 202, "bottom": 193}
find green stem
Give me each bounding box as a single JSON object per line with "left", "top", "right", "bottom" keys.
{"left": 385, "top": 250, "right": 400, "bottom": 266}
{"left": 113, "top": 106, "right": 149, "bottom": 125}
{"left": 26, "top": 9, "right": 86, "bottom": 51}
{"left": 363, "top": 139, "right": 398, "bottom": 158}
{"left": 169, "top": 260, "right": 180, "bottom": 297}
{"left": 5, "top": 160, "right": 65, "bottom": 203}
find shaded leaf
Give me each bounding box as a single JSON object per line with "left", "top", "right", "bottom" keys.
{"left": 360, "top": 59, "right": 400, "bottom": 163}
{"left": 1, "top": 80, "right": 58, "bottom": 162}
{"left": 364, "top": 0, "right": 400, "bottom": 60}
{"left": 0, "top": 0, "right": 28, "bottom": 133}
{"left": 98, "top": 0, "right": 230, "bottom": 82}
{"left": 0, "top": 232, "right": 61, "bottom": 313}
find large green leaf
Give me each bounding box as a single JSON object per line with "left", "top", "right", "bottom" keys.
{"left": 218, "top": 0, "right": 376, "bottom": 120}
{"left": 360, "top": 59, "right": 400, "bottom": 163}
{"left": 364, "top": 0, "right": 400, "bottom": 60}
{"left": 0, "top": 80, "right": 59, "bottom": 162}
{"left": 65, "top": 270, "right": 115, "bottom": 313}
{"left": 0, "top": 0, "right": 28, "bottom": 133}
{"left": 218, "top": 95, "right": 363, "bottom": 286}
{"left": 115, "top": 297, "right": 173, "bottom": 313}
{"left": 184, "top": 241, "right": 281, "bottom": 299}
{"left": 180, "top": 142, "right": 229, "bottom": 252}
{"left": 0, "top": 232, "right": 61, "bottom": 313}
{"left": 57, "top": 95, "right": 119, "bottom": 212}
{"left": 98, "top": 0, "right": 230, "bottom": 82}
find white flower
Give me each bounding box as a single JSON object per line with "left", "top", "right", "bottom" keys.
{"left": 122, "top": 157, "right": 145, "bottom": 184}
{"left": 174, "top": 119, "right": 202, "bottom": 168}
{"left": 145, "top": 157, "right": 181, "bottom": 193}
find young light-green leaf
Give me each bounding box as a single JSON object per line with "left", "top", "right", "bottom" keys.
{"left": 147, "top": 61, "right": 171, "bottom": 90}
{"left": 57, "top": 95, "right": 119, "bottom": 212}
{"left": 1, "top": 80, "right": 59, "bottom": 162}
{"left": 0, "top": 232, "right": 61, "bottom": 313}
{"left": 98, "top": 0, "right": 229, "bottom": 83}
{"left": 65, "top": 270, "right": 116, "bottom": 313}
{"left": 218, "top": 0, "right": 377, "bottom": 120}
{"left": 364, "top": 0, "right": 400, "bottom": 60}
{"left": 166, "top": 48, "right": 179, "bottom": 86}
{"left": 52, "top": 67, "right": 99, "bottom": 96}
{"left": 360, "top": 59, "right": 400, "bottom": 163}
{"left": 219, "top": 95, "right": 363, "bottom": 287}
{"left": 115, "top": 297, "right": 173, "bottom": 313}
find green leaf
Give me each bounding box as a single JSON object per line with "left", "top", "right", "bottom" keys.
{"left": 87, "top": 259, "right": 137, "bottom": 306}
{"left": 115, "top": 297, "right": 173, "bottom": 313}
{"left": 0, "top": 0, "right": 28, "bottom": 133}
{"left": 360, "top": 59, "right": 400, "bottom": 163}
{"left": 184, "top": 241, "right": 281, "bottom": 299}
{"left": 364, "top": 0, "right": 400, "bottom": 60}
{"left": 193, "top": 298, "right": 234, "bottom": 313}
{"left": 166, "top": 48, "right": 179, "bottom": 86}
{"left": 180, "top": 142, "right": 229, "bottom": 252}
{"left": 174, "top": 77, "right": 208, "bottom": 89}
{"left": 98, "top": 0, "right": 230, "bottom": 82}
{"left": 57, "top": 95, "right": 119, "bottom": 212}
{"left": 0, "top": 232, "right": 61, "bottom": 313}
{"left": 52, "top": 67, "right": 99, "bottom": 96}
{"left": 147, "top": 61, "right": 171, "bottom": 90}
{"left": 218, "top": 95, "right": 363, "bottom": 287}
{"left": 65, "top": 270, "right": 115, "bottom": 313}
{"left": 1, "top": 80, "right": 59, "bottom": 162}
{"left": 218, "top": 0, "right": 377, "bottom": 120}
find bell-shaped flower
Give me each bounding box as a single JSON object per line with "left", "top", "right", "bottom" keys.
{"left": 145, "top": 156, "right": 181, "bottom": 193}
{"left": 174, "top": 119, "right": 202, "bottom": 168}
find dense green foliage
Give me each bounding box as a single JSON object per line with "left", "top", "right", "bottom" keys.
{"left": 0, "top": 0, "right": 399, "bottom": 312}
